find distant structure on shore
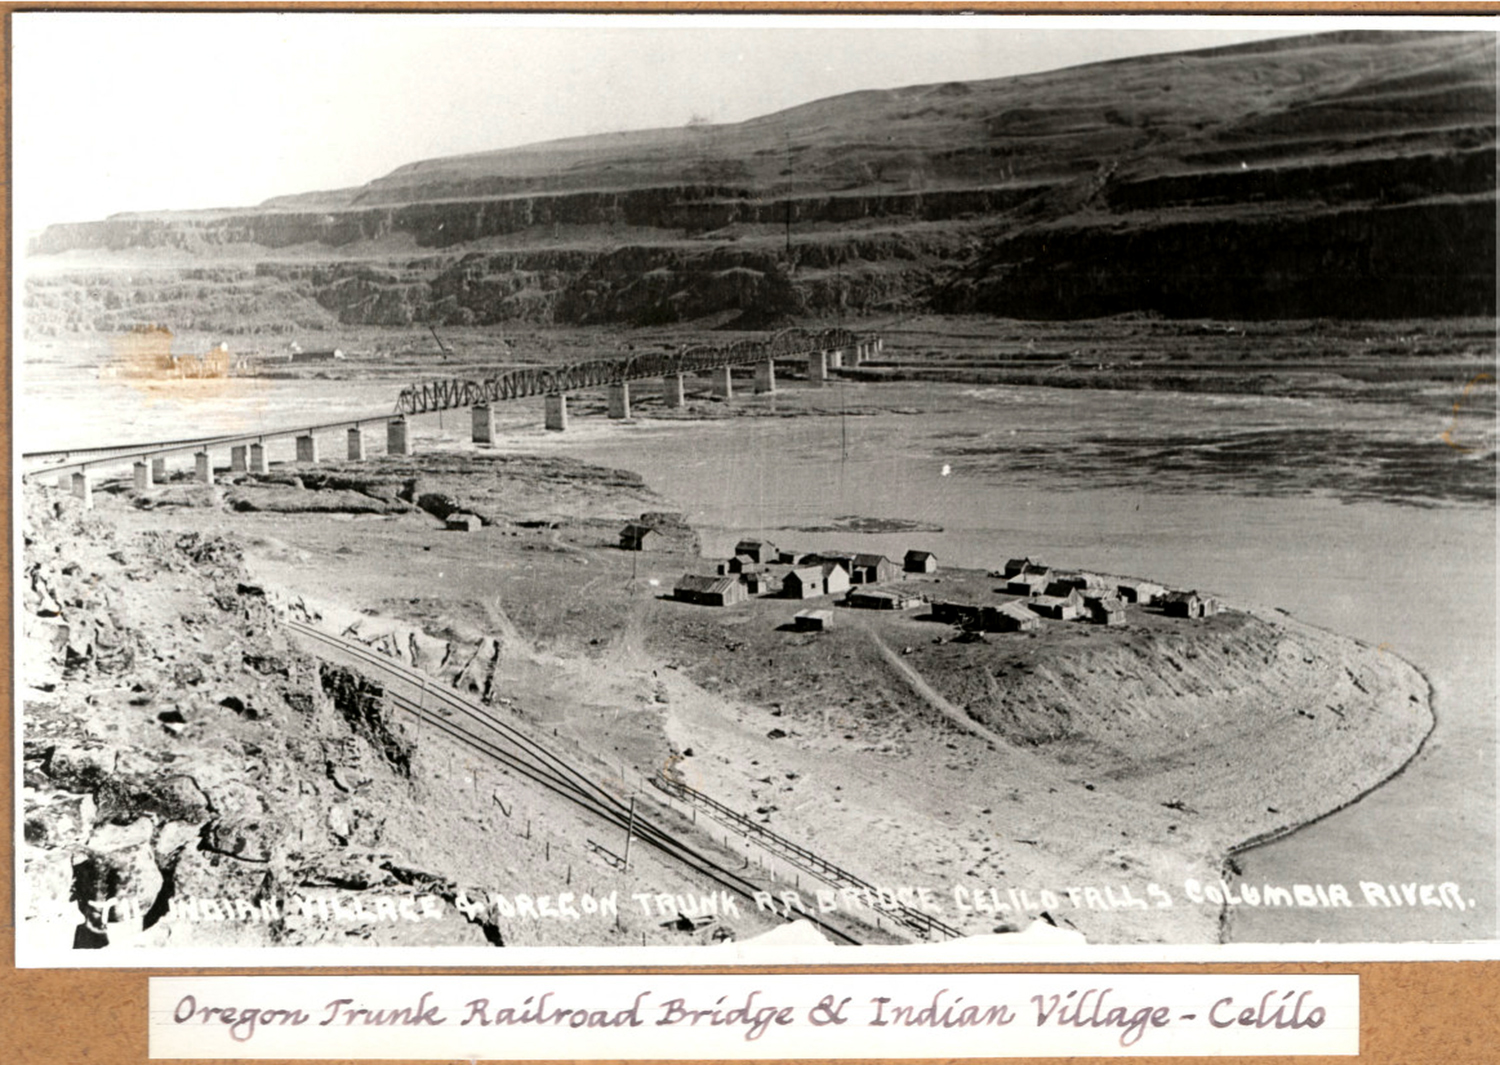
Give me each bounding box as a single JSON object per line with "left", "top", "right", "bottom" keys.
{"left": 102, "top": 325, "right": 232, "bottom": 379}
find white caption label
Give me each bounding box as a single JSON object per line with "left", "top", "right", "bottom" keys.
{"left": 150, "top": 973, "right": 1358, "bottom": 1058}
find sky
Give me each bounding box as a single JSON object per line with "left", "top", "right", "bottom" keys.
{"left": 10, "top": 12, "right": 1488, "bottom": 236}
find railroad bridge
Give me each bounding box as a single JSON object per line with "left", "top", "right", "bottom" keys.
{"left": 398, "top": 326, "right": 880, "bottom": 435}
{"left": 22, "top": 328, "right": 883, "bottom": 504}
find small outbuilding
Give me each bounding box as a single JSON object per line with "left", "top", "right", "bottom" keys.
{"left": 1028, "top": 590, "right": 1083, "bottom": 621}
{"left": 845, "top": 588, "right": 921, "bottom": 611}
{"left": 1003, "top": 556, "right": 1046, "bottom": 578}
{"left": 446, "top": 513, "right": 482, "bottom": 532}
{"left": 735, "top": 538, "right": 778, "bottom": 565}
{"left": 1162, "top": 590, "right": 1219, "bottom": 619}
{"left": 741, "top": 571, "right": 781, "bottom": 596}
{"left": 931, "top": 601, "right": 981, "bottom": 626}
{"left": 982, "top": 602, "right": 1041, "bottom": 632}
{"left": 1117, "top": 579, "right": 1167, "bottom": 605}
{"left": 1006, "top": 572, "right": 1050, "bottom": 597}
{"left": 850, "top": 553, "right": 897, "bottom": 585}
{"left": 821, "top": 561, "right": 853, "bottom": 596}
{"left": 793, "top": 609, "right": 833, "bottom": 632}
{"left": 675, "top": 574, "right": 749, "bottom": 607}
{"left": 783, "top": 566, "right": 828, "bottom": 600}
{"left": 619, "top": 523, "right": 658, "bottom": 550}
{"left": 904, "top": 550, "right": 938, "bottom": 574}
{"left": 1083, "top": 595, "right": 1126, "bottom": 626}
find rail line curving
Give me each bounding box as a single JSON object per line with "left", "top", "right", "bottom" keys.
{"left": 284, "top": 618, "right": 873, "bottom": 945}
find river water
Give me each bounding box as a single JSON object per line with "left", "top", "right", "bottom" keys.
{"left": 19, "top": 368, "right": 1495, "bottom": 946}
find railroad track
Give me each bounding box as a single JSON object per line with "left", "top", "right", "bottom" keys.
{"left": 284, "top": 618, "right": 870, "bottom": 946}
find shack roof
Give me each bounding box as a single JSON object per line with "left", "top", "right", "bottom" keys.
{"left": 853, "top": 553, "right": 891, "bottom": 567}
{"left": 786, "top": 566, "right": 824, "bottom": 584}
{"left": 677, "top": 574, "right": 740, "bottom": 595}
{"left": 1033, "top": 590, "right": 1082, "bottom": 607}
{"left": 620, "top": 522, "right": 656, "bottom": 537}
{"left": 905, "top": 550, "right": 935, "bottom": 562}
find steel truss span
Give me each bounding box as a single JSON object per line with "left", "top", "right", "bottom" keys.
{"left": 395, "top": 327, "right": 868, "bottom": 415}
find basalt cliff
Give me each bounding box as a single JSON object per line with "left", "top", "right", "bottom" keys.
{"left": 25, "top": 30, "right": 1496, "bottom": 335}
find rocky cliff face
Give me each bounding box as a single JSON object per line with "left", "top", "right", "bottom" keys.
{"left": 23, "top": 30, "right": 1496, "bottom": 331}
{"left": 19, "top": 493, "right": 517, "bottom": 951}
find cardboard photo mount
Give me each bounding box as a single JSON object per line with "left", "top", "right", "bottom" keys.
{"left": 5, "top": 4, "right": 1500, "bottom": 1061}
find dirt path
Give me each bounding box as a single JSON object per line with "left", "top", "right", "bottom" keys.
{"left": 856, "top": 617, "right": 1010, "bottom": 748}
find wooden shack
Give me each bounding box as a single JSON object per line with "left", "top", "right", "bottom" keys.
{"left": 793, "top": 609, "right": 833, "bottom": 632}
{"left": 675, "top": 574, "right": 749, "bottom": 607}
{"left": 904, "top": 550, "right": 938, "bottom": 574}
{"left": 619, "top": 523, "right": 658, "bottom": 550}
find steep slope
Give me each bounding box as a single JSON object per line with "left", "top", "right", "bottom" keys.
{"left": 25, "top": 30, "right": 1496, "bottom": 327}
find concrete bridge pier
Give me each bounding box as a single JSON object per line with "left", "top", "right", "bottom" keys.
{"left": 472, "top": 404, "right": 495, "bottom": 444}
{"left": 347, "top": 427, "right": 366, "bottom": 461}
{"left": 71, "top": 471, "right": 92, "bottom": 508}
{"left": 295, "top": 433, "right": 319, "bottom": 464}
{"left": 545, "top": 393, "right": 569, "bottom": 431}
{"left": 248, "top": 444, "right": 268, "bottom": 475}
{"left": 662, "top": 373, "right": 685, "bottom": 408}
{"left": 807, "top": 349, "right": 828, "bottom": 386}
{"left": 875, "top": 337, "right": 884, "bottom": 356}
{"left": 152, "top": 457, "right": 168, "bottom": 482}
{"left": 711, "top": 365, "right": 734, "bottom": 399}
{"left": 387, "top": 417, "right": 412, "bottom": 456}
{"left": 230, "top": 445, "right": 248, "bottom": 473}
{"left": 754, "top": 358, "right": 777, "bottom": 394}
{"left": 607, "top": 381, "right": 631, "bottom": 419}
{"left": 56, "top": 473, "right": 70, "bottom": 491}
{"left": 195, "top": 451, "right": 214, "bottom": 485}
{"left": 133, "top": 461, "right": 153, "bottom": 491}
{"left": 828, "top": 349, "right": 844, "bottom": 370}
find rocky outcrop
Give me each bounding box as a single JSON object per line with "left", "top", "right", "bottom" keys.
{"left": 22, "top": 31, "right": 1497, "bottom": 329}
{"left": 18, "top": 491, "right": 490, "bottom": 952}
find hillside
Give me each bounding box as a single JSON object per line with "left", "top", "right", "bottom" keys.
{"left": 24, "top": 29, "right": 1496, "bottom": 332}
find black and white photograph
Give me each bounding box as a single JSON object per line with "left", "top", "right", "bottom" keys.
{"left": 12, "top": 11, "right": 1497, "bottom": 966}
